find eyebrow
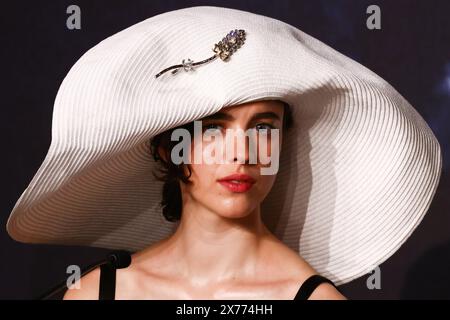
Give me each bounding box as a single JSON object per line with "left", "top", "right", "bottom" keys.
{"left": 202, "top": 111, "right": 281, "bottom": 122}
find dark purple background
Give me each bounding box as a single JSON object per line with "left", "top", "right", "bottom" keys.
{"left": 1, "top": 0, "right": 449, "bottom": 299}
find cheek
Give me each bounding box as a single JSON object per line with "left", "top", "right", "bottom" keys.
{"left": 257, "top": 131, "right": 282, "bottom": 160}
{"left": 187, "top": 139, "right": 221, "bottom": 192}
{"left": 256, "top": 174, "right": 277, "bottom": 197}
{"left": 188, "top": 163, "right": 218, "bottom": 190}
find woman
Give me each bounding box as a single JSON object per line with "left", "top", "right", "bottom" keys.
{"left": 63, "top": 99, "right": 346, "bottom": 299}
{"left": 6, "top": 6, "right": 441, "bottom": 300}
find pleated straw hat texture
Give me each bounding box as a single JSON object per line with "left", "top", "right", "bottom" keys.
{"left": 6, "top": 6, "right": 442, "bottom": 285}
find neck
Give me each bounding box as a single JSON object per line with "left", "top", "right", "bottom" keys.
{"left": 165, "top": 199, "right": 273, "bottom": 286}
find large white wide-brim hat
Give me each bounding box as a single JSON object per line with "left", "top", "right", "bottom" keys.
{"left": 6, "top": 6, "right": 442, "bottom": 285}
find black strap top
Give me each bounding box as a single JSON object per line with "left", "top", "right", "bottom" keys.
{"left": 292, "top": 274, "right": 338, "bottom": 300}
{"left": 98, "top": 265, "right": 339, "bottom": 300}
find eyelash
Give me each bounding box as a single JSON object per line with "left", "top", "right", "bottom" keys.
{"left": 202, "top": 123, "right": 275, "bottom": 131}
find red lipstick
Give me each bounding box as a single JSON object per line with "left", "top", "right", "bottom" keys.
{"left": 217, "top": 173, "right": 256, "bottom": 193}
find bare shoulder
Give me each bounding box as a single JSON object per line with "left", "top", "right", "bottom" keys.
{"left": 63, "top": 266, "right": 101, "bottom": 300}
{"left": 286, "top": 255, "right": 347, "bottom": 300}
{"left": 262, "top": 239, "right": 347, "bottom": 300}
{"left": 64, "top": 241, "right": 171, "bottom": 300}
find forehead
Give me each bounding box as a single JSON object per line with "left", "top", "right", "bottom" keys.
{"left": 202, "top": 100, "right": 285, "bottom": 123}
{"left": 222, "top": 100, "right": 285, "bottom": 115}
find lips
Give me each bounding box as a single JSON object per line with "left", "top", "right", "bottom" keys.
{"left": 217, "top": 173, "right": 256, "bottom": 193}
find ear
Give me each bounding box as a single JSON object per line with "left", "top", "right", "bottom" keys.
{"left": 157, "top": 145, "right": 169, "bottom": 162}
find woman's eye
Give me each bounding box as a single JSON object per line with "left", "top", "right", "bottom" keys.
{"left": 202, "top": 123, "right": 274, "bottom": 132}
{"left": 203, "top": 123, "right": 223, "bottom": 132}
{"left": 255, "top": 123, "right": 275, "bottom": 131}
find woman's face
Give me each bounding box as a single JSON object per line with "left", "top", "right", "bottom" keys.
{"left": 180, "top": 100, "right": 285, "bottom": 219}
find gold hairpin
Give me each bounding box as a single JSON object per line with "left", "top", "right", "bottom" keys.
{"left": 155, "top": 29, "right": 246, "bottom": 79}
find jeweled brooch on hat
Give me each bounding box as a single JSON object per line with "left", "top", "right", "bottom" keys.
{"left": 155, "top": 29, "right": 246, "bottom": 78}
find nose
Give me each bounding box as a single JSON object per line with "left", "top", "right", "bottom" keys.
{"left": 225, "top": 129, "right": 256, "bottom": 164}
{"left": 233, "top": 139, "right": 248, "bottom": 164}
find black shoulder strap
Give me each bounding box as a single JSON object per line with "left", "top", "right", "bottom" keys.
{"left": 99, "top": 264, "right": 116, "bottom": 300}
{"left": 294, "top": 274, "right": 338, "bottom": 300}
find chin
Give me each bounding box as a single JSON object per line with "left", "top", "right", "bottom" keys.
{"left": 217, "top": 211, "right": 252, "bottom": 220}
{"left": 213, "top": 201, "right": 257, "bottom": 219}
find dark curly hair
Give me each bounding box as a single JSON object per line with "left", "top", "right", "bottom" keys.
{"left": 149, "top": 100, "right": 294, "bottom": 222}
